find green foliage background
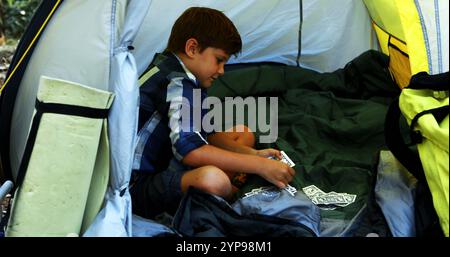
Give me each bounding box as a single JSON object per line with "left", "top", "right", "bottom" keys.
{"left": 1, "top": 0, "right": 42, "bottom": 40}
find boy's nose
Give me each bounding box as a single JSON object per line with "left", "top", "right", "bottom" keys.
{"left": 217, "top": 64, "right": 225, "bottom": 76}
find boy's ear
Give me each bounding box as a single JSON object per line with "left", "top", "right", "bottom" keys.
{"left": 185, "top": 38, "right": 199, "bottom": 58}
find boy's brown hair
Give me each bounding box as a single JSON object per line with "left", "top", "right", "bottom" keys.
{"left": 166, "top": 7, "right": 242, "bottom": 56}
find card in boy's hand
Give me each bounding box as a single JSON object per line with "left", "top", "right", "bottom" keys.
{"left": 280, "top": 151, "right": 295, "bottom": 167}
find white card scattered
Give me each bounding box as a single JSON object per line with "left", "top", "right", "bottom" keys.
{"left": 283, "top": 184, "right": 297, "bottom": 196}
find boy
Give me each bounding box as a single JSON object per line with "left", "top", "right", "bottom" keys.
{"left": 131, "top": 7, "right": 295, "bottom": 218}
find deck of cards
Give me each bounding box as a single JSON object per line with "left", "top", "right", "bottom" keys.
{"left": 268, "top": 151, "right": 296, "bottom": 196}
{"left": 280, "top": 151, "right": 295, "bottom": 167}
{"left": 268, "top": 150, "right": 295, "bottom": 167}
{"left": 242, "top": 150, "right": 298, "bottom": 199}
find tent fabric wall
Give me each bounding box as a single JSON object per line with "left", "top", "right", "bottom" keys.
{"left": 363, "top": 0, "right": 412, "bottom": 88}
{"left": 397, "top": 0, "right": 430, "bottom": 76}
{"left": 9, "top": 0, "right": 118, "bottom": 180}
{"left": 133, "top": 0, "right": 376, "bottom": 74}
{"left": 410, "top": 0, "right": 449, "bottom": 74}
{"left": 370, "top": 20, "right": 412, "bottom": 88}
{"left": 363, "top": 0, "right": 406, "bottom": 41}
{"left": 3, "top": 0, "right": 137, "bottom": 236}
{"left": 0, "top": 0, "right": 62, "bottom": 182}
{"left": 299, "top": 0, "right": 377, "bottom": 72}
{"left": 84, "top": 0, "right": 151, "bottom": 236}
{"left": 133, "top": 0, "right": 302, "bottom": 73}
{"left": 363, "top": 0, "right": 449, "bottom": 87}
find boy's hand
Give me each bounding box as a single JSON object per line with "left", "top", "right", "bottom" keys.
{"left": 259, "top": 159, "right": 295, "bottom": 189}
{"left": 255, "top": 148, "right": 282, "bottom": 159}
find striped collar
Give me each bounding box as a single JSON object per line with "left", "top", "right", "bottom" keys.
{"left": 173, "top": 53, "right": 198, "bottom": 84}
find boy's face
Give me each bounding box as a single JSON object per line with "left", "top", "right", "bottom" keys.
{"left": 187, "top": 47, "right": 229, "bottom": 88}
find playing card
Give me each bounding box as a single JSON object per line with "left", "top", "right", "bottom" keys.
{"left": 280, "top": 151, "right": 295, "bottom": 167}
{"left": 283, "top": 184, "right": 297, "bottom": 196}
{"left": 243, "top": 186, "right": 277, "bottom": 198}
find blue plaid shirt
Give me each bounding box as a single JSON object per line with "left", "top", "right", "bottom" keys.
{"left": 133, "top": 52, "right": 209, "bottom": 173}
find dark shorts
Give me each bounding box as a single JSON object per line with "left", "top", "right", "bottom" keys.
{"left": 130, "top": 158, "right": 189, "bottom": 219}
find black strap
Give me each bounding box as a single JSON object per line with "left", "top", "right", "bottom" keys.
{"left": 14, "top": 100, "right": 110, "bottom": 191}
{"left": 409, "top": 105, "right": 450, "bottom": 144}
{"left": 408, "top": 72, "right": 449, "bottom": 91}
{"left": 35, "top": 100, "right": 110, "bottom": 119}
{"left": 384, "top": 97, "right": 425, "bottom": 181}
{"left": 411, "top": 105, "right": 449, "bottom": 128}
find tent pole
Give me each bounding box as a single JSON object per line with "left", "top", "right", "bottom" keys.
{"left": 296, "top": 0, "right": 303, "bottom": 67}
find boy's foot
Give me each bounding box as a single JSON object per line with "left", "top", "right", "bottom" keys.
{"left": 231, "top": 172, "right": 248, "bottom": 188}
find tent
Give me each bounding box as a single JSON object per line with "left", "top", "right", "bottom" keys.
{"left": 0, "top": 0, "right": 448, "bottom": 236}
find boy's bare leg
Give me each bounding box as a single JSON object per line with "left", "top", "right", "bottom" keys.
{"left": 181, "top": 165, "right": 233, "bottom": 199}
{"left": 179, "top": 126, "right": 255, "bottom": 199}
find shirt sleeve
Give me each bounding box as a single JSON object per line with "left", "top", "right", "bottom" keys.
{"left": 166, "top": 77, "right": 208, "bottom": 161}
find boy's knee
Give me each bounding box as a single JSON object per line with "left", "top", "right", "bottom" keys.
{"left": 188, "top": 166, "right": 232, "bottom": 198}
